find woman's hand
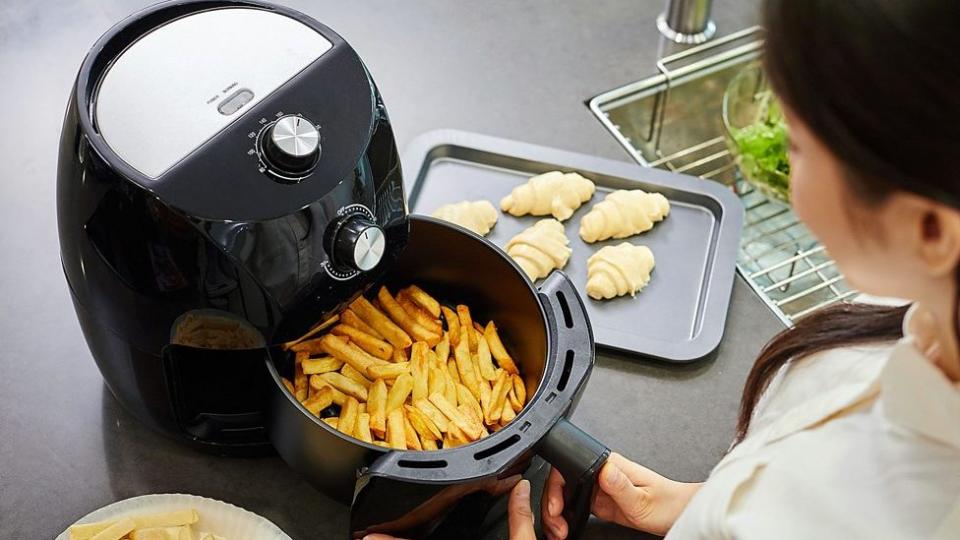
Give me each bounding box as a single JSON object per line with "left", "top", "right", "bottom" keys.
{"left": 363, "top": 479, "right": 537, "bottom": 540}
{"left": 541, "top": 452, "right": 701, "bottom": 539}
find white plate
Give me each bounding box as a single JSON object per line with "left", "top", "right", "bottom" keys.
{"left": 56, "top": 493, "right": 291, "bottom": 540}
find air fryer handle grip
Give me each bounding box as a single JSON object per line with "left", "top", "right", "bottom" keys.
{"left": 539, "top": 418, "right": 610, "bottom": 540}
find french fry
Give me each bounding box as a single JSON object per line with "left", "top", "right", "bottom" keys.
{"left": 471, "top": 352, "right": 484, "bottom": 386}
{"left": 512, "top": 375, "right": 527, "bottom": 411}
{"left": 386, "top": 408, "right": 406, "bottom": 450}
{"left": 404, "top": 285, "right": 441, "bottom": 318}
{"left": 378, "top": 286, "right": 439, "bottom": 344}
{"left": 359, "top": 402, "right": 367, "bottom": 414}
{"left": 447, "top": 359, "right": 461, "bottom": 385}
{"left": 476, "top": 334, "right": 497, "bottom": 381}
{"left": 294, "top": 351, "right": 309, "bottom": 401}
{"left": 458, "top": 403, "right": 485, "bottom": 436}
{"left": 129, "top": 525, "right": 193, "bottom": 540}
{"left": 428, "top": 366, "right": 447, "bottom": 398}
{"left": 403, "top": 413, "right": 423, "bottom": 450}
{"left": 309, "top": 376, "right": 348, "bottom": 405}
{"left": 332, "top": 324, "right": 394, "bottom": 360}
{"left": 454, "top": 327, "right": 481, "bottom": 400}
{"left": 342, "top": 308, "right": 384, "bottom": 339}
{"left": 508, "top": 385, "right": 522, "bottom": 412}
{"left": 457, "top": 383, "right": 484, "bottom": 423}
{"left": 441, "top": 306, "right": 460, "bottom": 347}
{"left": 484, "top": 322, "right": 519, "bottom": 374}
{"left": 368, "top": 378, "right": 388, "bottom": 436}
{"left": 405, "top": 405, "right": 442, "bottom": 441}
{"left": 479, "top": 379, "right": 494, "bottom": 425}
{"left": 341, "top": 363, "right": 373, "bottom": 388}
{"left": 386, "top": 373, "right": 414, "bottom": 413}
{"left": 473, "top": 321, "right": 485, "bottom": 334}
{"left": 367, "top": 361, "right": 410, "bottom": 380}
{"left": 397, "top": 293, "right": 444, "bottom": 336}
{"left": 323, "top": 417, "right": 339, "bottom": 429}
{"left": 488, "top": 370, "right": 509, "bottom": 423}
{"left": 302, "top": 356, "right": 343, "bottom": 375}
{"left": 392, "top": 347, "right": 408, "bottom": 364}
{"left": 319, "top": 334, "right": 380, "bottom": 375}
{"left": 443, "top": 366, "right": 459, "bottom": 405}
{"left": 444, "top": 431, "right": 463, "bottom": 448}
{"left": 318, "top": 372, "right": 368, "bottom": 401}
{"left": 413, "top": 398, "right": 449, "bottom": 432}
{"left": 350, "top": 295, "right": 413, "bottom": 349}
{"left": 281, "top": 377, "right": 295, "bottom": 395}
{"left": 70, "top": 511, "right": 200, "bottom": 540}
{"left": 501, "top": 399, "right": 516, "bottom": 424}
{"left": 87, "top": 518, "right": 135, "bottom": 540}
{"left": 303, "top": 385, "right": 334, "bottom": 416}
{"left": 356, "top": 413, "right": 373, "bottom": 443}
{"left": 456, "top": 305, "right": 478, "bottom": 352}
{"left": 411, "top": 342, "right": 430, "bottom": 402}
{"left": 429, "top": 392, "right": 482, "bottom": 440}
{"left": 434, "top": 333, "right": 450, "bottom": 363}
{"left": 338, "top": 396, "right": 360, "bottom": 435}
{"left": 422, "top": 438, "right": 439, "bottom": 450}
{"left": 373, "top": 440, "right": 390, "bottom": 448}
{"left": 447, "top": 422, "right": 470, "bottom": 444}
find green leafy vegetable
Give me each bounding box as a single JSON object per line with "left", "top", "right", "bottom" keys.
{"left": 732, "top": 95, "right": 791, "bottom": 201}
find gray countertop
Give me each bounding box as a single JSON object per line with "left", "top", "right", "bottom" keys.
{"left": 0, "top": 1, "right": 781, "bottom": 538}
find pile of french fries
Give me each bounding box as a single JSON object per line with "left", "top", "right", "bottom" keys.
{"left": 68, "top": 509, "right": 221, "bottom": 540}
{"left": 281, "top": 284, "right": 527, "bottom": 450}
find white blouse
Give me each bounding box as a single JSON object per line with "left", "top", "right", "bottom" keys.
{"left": 667, "top": 308, "right": 960, "bottom": 539}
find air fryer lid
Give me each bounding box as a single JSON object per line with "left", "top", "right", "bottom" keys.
{"left": 79, "top": 1, "right": 377, "bottom": 221}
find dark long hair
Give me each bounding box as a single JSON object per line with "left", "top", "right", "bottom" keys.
{"left": 735, "top": 0, "right": 960, "bottom": 443}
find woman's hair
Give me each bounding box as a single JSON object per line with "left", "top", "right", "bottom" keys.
{"left": 736, "top": 0, "right": 960, "bottom": 443}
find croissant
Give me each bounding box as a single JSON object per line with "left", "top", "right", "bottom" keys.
{"left": 500, "top": 171, "right": 595, "bottom": 221}
{"left": 505, "top": 219, "right": 572, "bottom": 280}
{"left": 586, "top": 243, "right": 656, "bottom": 300}
{"left": 579, "top": 189, "right": 670, "bottom": 243}
{"left": 431, "top": 200, "right": 498, "bottom": 236}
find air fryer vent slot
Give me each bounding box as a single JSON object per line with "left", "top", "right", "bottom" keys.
{"left": 474, "top": 434, "right": 521, "bottom": 460}
{"left": 557, "top": 350, "right": 574, "bottom": 392}
{"left": 398, "top": 459, "right": 448, "bottom": 469}
{"left": 556, "top": 290, "right": 574, "bottom": 329}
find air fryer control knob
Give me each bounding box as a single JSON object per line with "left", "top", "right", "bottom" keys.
{"left": 333, "top": 217, "right": 386, "bottom": 272}
{"left": 261, "top": 115, "right": 320, "bottom": 175}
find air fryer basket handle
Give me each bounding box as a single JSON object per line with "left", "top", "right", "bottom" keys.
{"left": 535, "top": 271, "right": 607, "bottom": 539}
{"left": 539, "top": 418, "right": 610, "bottom": 540}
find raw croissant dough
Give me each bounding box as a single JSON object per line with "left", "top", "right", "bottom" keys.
{"left": 500, "top": 171, "right": 595, "bottom": 221}
{"left": 579, "top": 189, "right": 670, "bottom": 243}
{"left": 505, "top": 219, "right": 572, "bottom": 280}
{"left": 431, "top": 200, "right": 498, "bottom": 236}
{"left": 586, "top": 243, "right": 656, "bottom": 300}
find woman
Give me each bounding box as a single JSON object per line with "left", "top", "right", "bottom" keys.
{"left": 371, "top": 0, "right": 960, "bottom": 538}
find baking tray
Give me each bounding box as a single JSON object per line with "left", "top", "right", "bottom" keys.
{"left": 402, "top": 130, "right": 743, "bottom": 362}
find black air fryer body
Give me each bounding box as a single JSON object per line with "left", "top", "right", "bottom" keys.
{"left": 58, "top": 0, "right": 408, "bottom": 453}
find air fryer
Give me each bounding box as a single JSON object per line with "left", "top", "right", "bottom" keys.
{"left": 58, "top": 0, "right": 408, "bottom": 453}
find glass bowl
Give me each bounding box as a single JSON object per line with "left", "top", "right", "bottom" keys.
{"left": 722, "top": 63, "right": 791, "bottom": 203}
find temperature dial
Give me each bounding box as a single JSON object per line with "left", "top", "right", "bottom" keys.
{"left": 260, "top": 115, "right": 320, "bottom": 176}
{"left": 333, "top": 217, "right": 385, "bottom": 272}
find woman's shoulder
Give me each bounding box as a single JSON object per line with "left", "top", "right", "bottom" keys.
{"left": 721, "top": 414, "right": 960, "bottom": 539}
{"left": 748, "top": 342, "right": 893, "bottom": 434}
{"left": 670, "top": 411, "right": 960, "bottom": 540}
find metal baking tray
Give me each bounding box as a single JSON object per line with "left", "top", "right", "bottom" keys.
{"left": 402, "top": 130, "right": 743, "bottom": 362}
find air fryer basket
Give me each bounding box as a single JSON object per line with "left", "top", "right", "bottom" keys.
{"left": 265, "top": 216, "right": 608, "bottom": 539}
